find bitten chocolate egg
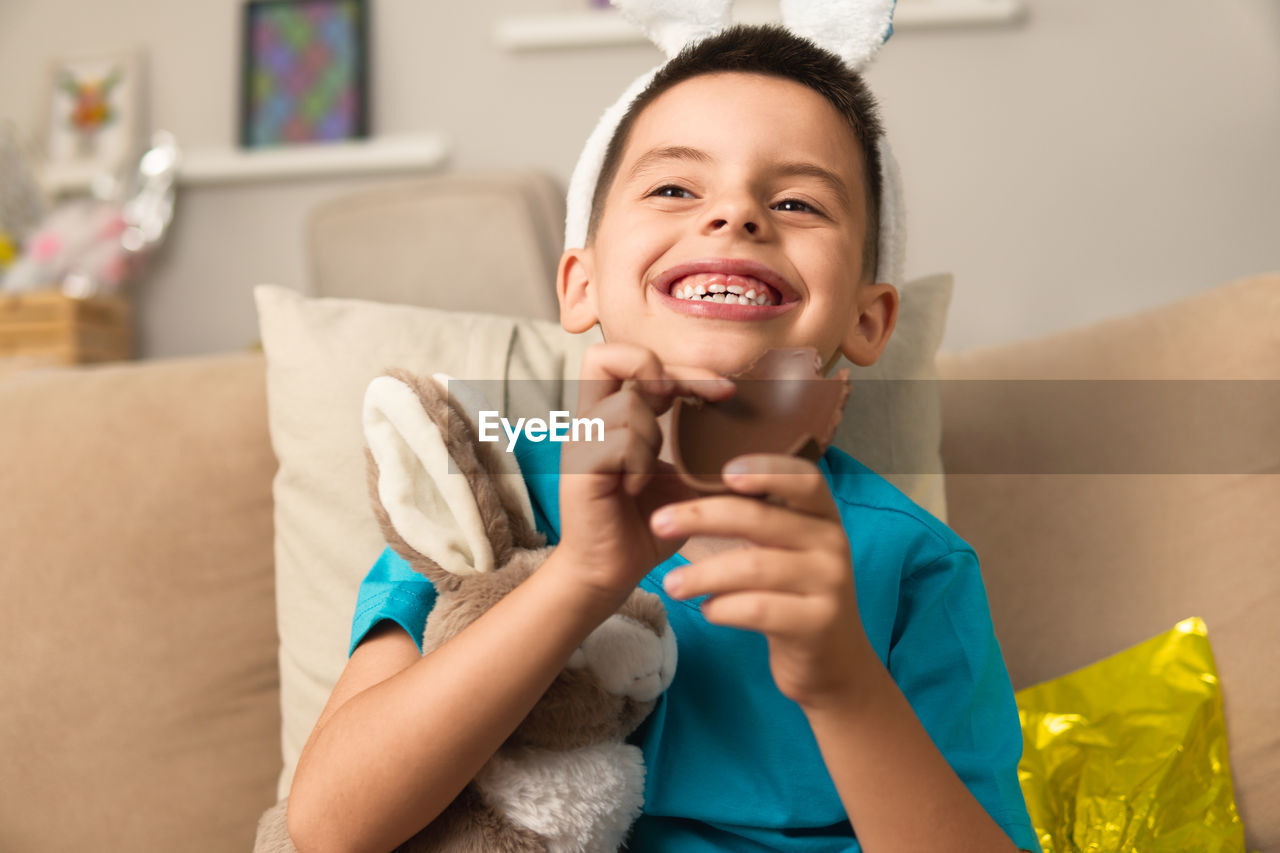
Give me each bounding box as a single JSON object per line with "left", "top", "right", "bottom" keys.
{"left": 669, "top": 348, "right": 851, "bottom": 493}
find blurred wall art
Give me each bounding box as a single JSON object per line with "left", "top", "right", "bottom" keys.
{"left": 240, "top": 0, "right": 369, "bottom": 148}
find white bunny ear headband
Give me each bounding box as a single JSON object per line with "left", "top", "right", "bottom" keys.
{"left": 563, "top": 0, "right": 905, "bottom": 290}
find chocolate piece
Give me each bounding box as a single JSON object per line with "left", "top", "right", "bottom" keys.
{"left": 670, "top": 348, "right": 851, "bottom": 493}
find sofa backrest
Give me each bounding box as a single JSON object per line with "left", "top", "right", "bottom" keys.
{"left": 306, "top": 170, "right": 565, "bottom": 322}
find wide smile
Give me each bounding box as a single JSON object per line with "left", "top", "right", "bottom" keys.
{"left": 650, "top": 258, "right": 800, "bottom": 321}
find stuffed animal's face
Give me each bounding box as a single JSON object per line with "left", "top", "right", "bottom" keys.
{"left": 513, "top": 582, "right": 675, "bottom": 750}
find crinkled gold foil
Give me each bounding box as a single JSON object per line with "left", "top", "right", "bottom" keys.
{"left": 1015, "top": 617, "right": 1249, "bottom": 853}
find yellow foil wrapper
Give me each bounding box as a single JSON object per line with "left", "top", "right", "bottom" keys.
{"left": 1015, "top": 617, "right": 1248, "bottom": 853}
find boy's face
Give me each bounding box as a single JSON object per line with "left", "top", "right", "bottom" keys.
{"left": 559, "top": 71, "right": 897, "bottom": 377}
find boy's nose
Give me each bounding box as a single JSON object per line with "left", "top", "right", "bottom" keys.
{"left": 704, "top": 191, "right": 766, "bottom": 238}
{"left": 711, "top": 218, "right": 758, "bottom": 234}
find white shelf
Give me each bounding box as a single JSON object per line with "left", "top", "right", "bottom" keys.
{"left": 180, "top": 133, "right": 450, "bottom": 186}
{"left": 40, "top": 132, "right": 450, "bottom": 194}
{"left": 496, "top": 0, "right": 1027, "bottom": 51}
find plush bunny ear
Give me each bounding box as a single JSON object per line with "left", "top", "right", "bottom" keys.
{"left": 613, "top": 0, "right": 733, "bottom": 60}
{"left": 875, "top": 136, "right": 906, "bottom": 288}
{"left": 779, "top": 0, "right": 896, "bottom": 71}
{"left": 363, "top": 372, "right": 541, "bottom": 579}
{"left": 432, "top": 372, "right": 540, "bottom": 546}
{"left": 564, "top": 66, "right": 659, "bottom": 252}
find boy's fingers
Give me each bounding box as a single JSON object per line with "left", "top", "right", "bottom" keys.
{"left": 621, "top": 425, "right": 660, "bottom": 495}
{"left": 651, "top": 494, "right": 847, "bottom": 555}
{"left": 576, "top": 343, "right": 672, "bottom": 412}
{"left": 665, "top": 546, "right": 810, "bottom": 598}
{"left": 563, "top": 424, "right": 660, "bottom": 495}
{"left": 720, "top": 454, "right": 840, "bottom": 520}
{"left": 576, "top": 388, "right": 662, "bottom": 456}
{"left": 698, "top": 590, "right": 817, "bottom": 639}
{"left": 576, "top": 343, "right": 734, "bottom": 414}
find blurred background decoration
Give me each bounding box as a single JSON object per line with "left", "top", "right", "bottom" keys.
{"left": 240, "top": 0, "right": 369, "bottom": 147}
{"left": 0, "top": 125, "right": 179, "bottom": 370}
{"left": 0, "top": 122, "right": 46, "bottom": 276}
{"left": 2, "top": 130, "right": 179, "bottom": 299}
{"left": 3, "top": 1, "right": 1275, "bottom": 361}
{"left": 41, "top": 50, "right": 145, "bottom": 195}
{"left": 59, "top": 61, "right": 123, "bottom": 157}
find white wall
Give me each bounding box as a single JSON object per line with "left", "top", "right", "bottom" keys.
{"left": 1, "top": 0, "right": 1277, "bottom": 357}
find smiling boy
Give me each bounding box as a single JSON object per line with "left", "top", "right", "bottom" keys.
{"left": 287, "top": 24, "right": 1039, "bottom": 853}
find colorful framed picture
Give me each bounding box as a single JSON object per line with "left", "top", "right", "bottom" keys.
{"left": 43, "top": 50, "right": 144, "bottom": 181}
{"left": 240, "top": 0, "right": 369, "bottom": 148}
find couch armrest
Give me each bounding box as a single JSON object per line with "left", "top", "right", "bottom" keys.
{"left": 0, "top": 353, "right": 280, "bottom": 852}
{"left": 936, "top": 272, "right": 1280, "bottom": 849}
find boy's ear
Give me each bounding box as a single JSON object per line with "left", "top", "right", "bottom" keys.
{"left": 839, "top": 282, "right": 899, "bottom": 367}
{"left": 556, "top": 248, "right": 600, "bottom": 334}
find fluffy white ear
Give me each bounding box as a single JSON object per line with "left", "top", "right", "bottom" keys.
{"left": 363, "top": 375, "right": 495, "bottom": 577}
{"left": 564, "top": 67, "right": 660, "bottom": 251}
{"left": 779, "top": 0, "right": 896, "bottom": 71}
{"left": 613, "top": 0, "right": 734, "bottom": 59}
{"left": 432, "top": 373, "right": 538, "bottom": 536}
{"left": 875, "top": 136, "right": 906, "bottom": 289}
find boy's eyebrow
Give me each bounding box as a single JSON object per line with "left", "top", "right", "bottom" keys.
{"left": 626, "top": 145, "right": 852, "bottom": 212}
{"left": 626, "top": 145, "right": 713, "bottom": 180}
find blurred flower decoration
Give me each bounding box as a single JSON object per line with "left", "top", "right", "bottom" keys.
{"left": 60, "top": 66, "right": 122, "bottom": 157}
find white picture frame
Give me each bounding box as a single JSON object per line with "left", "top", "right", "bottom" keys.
{"left": 41, "top": 50, "right": 146, "bottom": 195}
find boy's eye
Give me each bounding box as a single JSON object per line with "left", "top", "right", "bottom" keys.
{"left": 650, "top": 184, "right": 694, "bottom": 199}
{"left": 774, "top": 198, "right": 817, "bottom": 213}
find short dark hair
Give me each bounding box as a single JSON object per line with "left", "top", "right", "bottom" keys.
{"left": 587, "top": 24, "right": 886, "bottom": 280}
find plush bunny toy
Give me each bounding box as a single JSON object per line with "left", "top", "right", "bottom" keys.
{"left": 256, "top": 369, "right": 677, "bottom": 852}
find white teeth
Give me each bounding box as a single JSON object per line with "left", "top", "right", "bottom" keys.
{"left": 670, "top": 277, "right": 777, "bottom": 305}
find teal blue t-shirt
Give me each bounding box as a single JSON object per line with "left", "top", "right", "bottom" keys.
{"left": 350, "top": 438, "right": 1040, "bottom": 853}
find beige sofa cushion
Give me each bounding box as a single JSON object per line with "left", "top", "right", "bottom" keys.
{"left": 255, "top": 275, "right": 953, "bottom": 797}
{"left": 257, "top": 286, "right": 593, "bottom": 799}
{"left": 938, "top": 272, "right": 1280, "bottom": 850}
{"left": 0, "top": 353, "right": 280, "bottom": 853}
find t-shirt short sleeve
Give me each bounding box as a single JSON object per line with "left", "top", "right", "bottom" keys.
{"left": 349, "top": 546, "right": 437, "bottom": 656}
{"left": 888, "top": 546, "right": 1041, "bottom": 853}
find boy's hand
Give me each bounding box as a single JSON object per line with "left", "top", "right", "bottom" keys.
{"left": 649, "top": 454, "right": 879, "bottom": 712}
{"left": 557, "top": 342, "right": 734, "bottom": 602}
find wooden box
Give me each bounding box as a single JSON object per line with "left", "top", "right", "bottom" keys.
{"left": 0, "top": 290, "right": 131, "bottom": 372}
